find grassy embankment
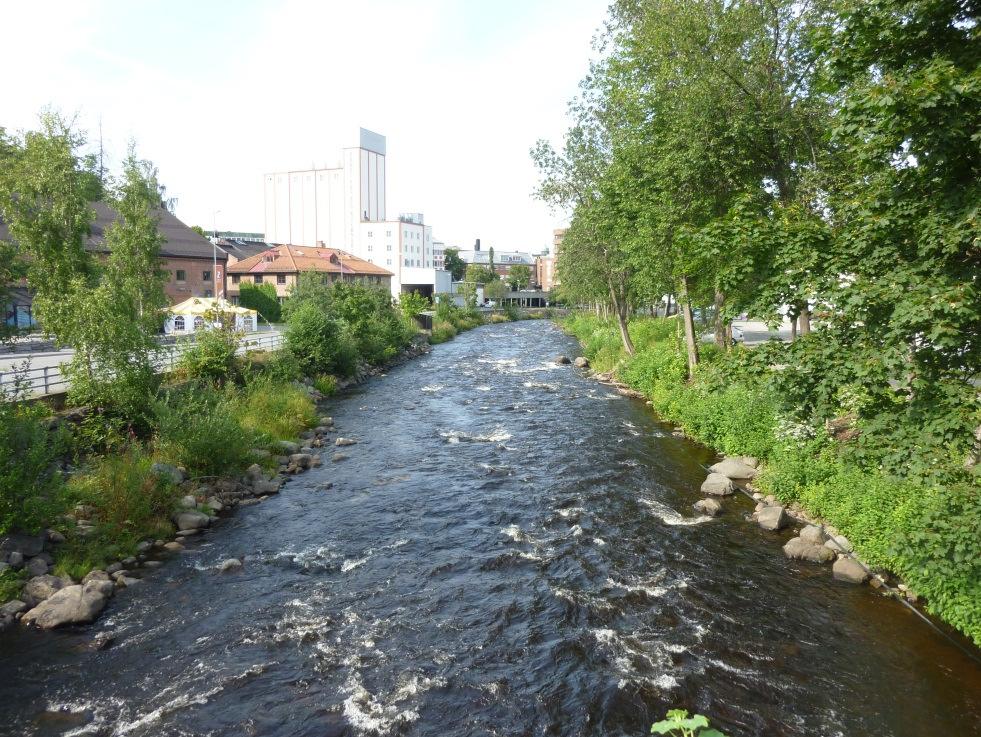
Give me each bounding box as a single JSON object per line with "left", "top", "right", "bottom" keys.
{"left": 561, "top": 313, "right": 980, "bottom": 647}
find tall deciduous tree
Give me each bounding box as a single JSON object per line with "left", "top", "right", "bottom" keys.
{"left": 443, "top": 247, "right": 466, "bottom": 281}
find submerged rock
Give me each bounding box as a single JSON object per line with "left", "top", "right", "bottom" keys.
{"left": 693, "top": 498, "right": 722, "bottom": 516}
{"left": 219, "top": 558, "right": 243, "bottom": 573}
{"left": 554, "top": 355, "right": 571, "bottom": 365}
{"left": 334, "top": 437, "right": 357, "bottom": 447}
{"left": 700, "top": 473, "right": 735, "bottom": 496}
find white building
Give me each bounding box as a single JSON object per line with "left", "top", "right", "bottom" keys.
{"left": 263, "top": 129, "right": 448, "bottom": 299}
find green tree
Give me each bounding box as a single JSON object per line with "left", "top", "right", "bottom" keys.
{"left": 484, "top": 280, "right": 506, "bottom": 301}
{"left": 465, "top": 264, "right": 498, "bottom": 285}
{"left": 238, "top": 281, "right": 282, "bottom": 322}
{"left": 443, "top": 247, "right": 466, "bottom": 281}
{"left": 399, "top": 290, "right": 430, "bottom": 319}
{"left": 507, "top": 264, "right": 532, "bottom": 290}
{"left": 190, "top": 224, "right": 207, "bottom": 238}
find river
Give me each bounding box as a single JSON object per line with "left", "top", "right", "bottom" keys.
{"left": 1, "top": 320, "right": 979, "bottom": 737}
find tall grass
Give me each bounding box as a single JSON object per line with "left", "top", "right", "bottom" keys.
{"left": 230, "top": 375, "right": 317, "bottom": 442}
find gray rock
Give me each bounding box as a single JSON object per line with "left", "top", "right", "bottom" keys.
{"left": 289, "top": 453, "right": 313, "bottom": 469}
{"left": 0, "top": 600, "right": 27, "bottom": 617}
{"left": 81, "top": 570, "right": 110, "bottom": 585}
{"left": 163, "top": 541, "right": 184, "bottom": 553}
{"left": 274, "top": 440, "right": 300, "bottom": 454}
{"left": 172, "top": 510, "right": 210, "bottom": 531}
{"left": 573, "top": 356, "right": 590, "bottom": 368}
{"left": 175, "top": 529, "right": 201, "bottom": 538}
{"left": 23, "top": 580, "right": 113, "bottom": 629}
{"left": 554, "top": 355, "right": 571, "bottom": 365}
{"left": 0, "top": 562, "right": 8, "bottom": 575}
{"left": 332, "top": 453, "right": 349, "bottom": 462}
{"left": 319, "top": 416, "right": 334, "bottom": 427}
{"left": 245, "top": 463, "right": 265, "bottom": 482}
{"left": 25, "top": 557, "right": 48, "bottom": 577}
{"left": 783, "top": 536, "right": 836, "bottom": 563}
{"left": 150, "top": 462, "right": 185, "bottom": 485}
{"left": 8, "top": 551, "right": 24, "bottom": 569}
{"left": 251, "top": 448, "right": 272, "bottom": 460}
{"left": 799, "top": 525, "right": 826, "bottom": 545}
{"left": 205, "top": 497, "right": 223, "bottom": 513}
{"left": 116, "top": 576, "right": 141, "bottom": 588}
{"left": 142, "top": 561, "right": 163, "bottom": 569}
{"left": 0, "top": 533, "right": 45, "bottom": 557}
{"left": 824, "top": 534, "right": 853, "bottom": 553}
{"left": 105, "top": 563, "right": 123, "bottom": 574}
{"left": 833, "top": 557, "right": 870, "bottom": 584}
{"left": 252, "top": 480, "right": 281, "bottom": 495}
{"left": 136, "top": 541, "right": 154, "bottom": 554}
{"left": 46, "top": 529, "right": 66, "bottom": 544}
{"left": 24, "top": 575, "right": 68, "bottom": 604}
{"left": 709, "top": 458, "right": 758, "bottom": 480}
{"left": 737, "top": 456, "right": 759, "bottom": 469}
{"left": 180, "top": 495, "right": 197, "bottom": 509}
{"left": 122, "top": 557, "right": 138, "bottom": 567}
{"left": 334, "top": 438, "right": 357, "bottom": 447}
{"left": 693, "top": 498, "right": 722, "bottom": 516}
{"left": 314, "top": 425, "right": 332, "bottom": 435}
{"left": 219, "top": 558, "right": 243, "bottom": 573}
{"left": 757, "top": 505, "right": 789, "bottom": 531}
{"left": 700, "top": 473, "right": 735, "bottom": 496}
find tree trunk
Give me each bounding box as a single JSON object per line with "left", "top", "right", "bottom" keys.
{"left": 713, "top": 289, "right": 727, "bottom": 350}
{"left": 609, "top": 281, "right": 635, "bottom": 356}
{"left": 665, "top": 294, "right": 673, "bottom": 317}
{"left": 799, "top": 306, "right": 811, "bottom": 335}
{"left": 679, "top": 276, "right": 699, "bottom": 377}
{"left": 790, "top": 315, "right": 798, "bottom": 342}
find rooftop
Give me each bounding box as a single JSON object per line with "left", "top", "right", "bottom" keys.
{"left": 227, "top": 244, "right": 392, "bottom": 277}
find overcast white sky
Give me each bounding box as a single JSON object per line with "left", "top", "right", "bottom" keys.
{"left": 2, "top": 0, "right": 608, "bottom": 253}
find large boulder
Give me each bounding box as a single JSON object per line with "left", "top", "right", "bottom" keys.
{"left": 824, "top": 534, "right": 853, "bottom": 554}
{"left": 172, "top": 510, "right": 211, "bottom": 531}
{"left": 832, "top": 557, "right": 870, "bottom": 584}
{"left": 709, "top": 458, "right": 758, "bottom": 481}
{"left": 23, "top": 574, "right": 69, "bottom": 605}
{"left": 289, "top": 453, "right": 313, "bottom": 470}
{"left": 23, "top": 580, "right": 114, "bottom": 629}
{"left": 799, "top": 525, "right": 826, "bottom": 545}
{"left": 150, "top": 463, "right": 185, "bottom": 485}
{"left": 693, "top": 498, "right": 722, "bottom": 517}
{"left": 700, "top": 473, "right": 735, "bottom": 496}
{"left": 25, "top": 557, "right": 49, "bottom": 577}
{"left": 573, "top": 356, "right": 590, "bottom": 368}
{"left": 783, "top": 536, "right": 836, "bottom": 563}
{"left": 757, "top": 505, "right": 789, "bottom": 531}
{"left": 274, "top": 440, "right": 299, "bottom": 454}
{"left": 252, "top": 480, "right": 281, "bottom": 495}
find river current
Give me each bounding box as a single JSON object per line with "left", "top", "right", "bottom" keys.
{"left": 1, "top": 320, "right": 979, "bottom": 737}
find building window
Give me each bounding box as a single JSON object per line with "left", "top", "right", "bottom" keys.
{"left": 232, "top": 274, "right": 240, "bottom": 284}
{"left": 367, "top": 244, "right": 373, "bottom": 252}
{"left": 386, "top": 258, "right": 392, "bottom": 265}
{"left": 243, "top": 316, "right": 254, "bottom": 331}
{"left": 386, "top": 230, "right": 391, "bottom": 237}
{"left": 203, "top": 270, "right": 212, "bottom": 282}
{"left": 254, "top": 275, "right": 263, "bottom": 283}
{"left": 367, "top": 230, "right": 374, "bottom": 238}
{"left": 176, "top": 269, "right": 186, "bottom": 282}
{"left": 277, "top": 274, "right": 286, "bottom": 285}
{"left": 386, "top": 244, "right": 392, "bottom": 251}
{"left": 204, "top": 289, "right": 213, "bottom": 297}
{"left": 173, "top": 316, "right": 185, "bottom": 331}
{"left": 193, "top": 316, "right": 205, "bottom": 330}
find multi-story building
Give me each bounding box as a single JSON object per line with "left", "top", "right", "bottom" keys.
{"left": 456, "top": 239, "right": 537, "bottom": 282}
{"left": 2, "top": 203, "right": 227, "bottom": 329}
{"left": 226, "top": 244, "right": 392, "bottom": 304}
{"left": 263, "top": 129, "right": 451, "bottom": 299}
{"left": 536, "top": 228, "right": 565, "bottom": 293}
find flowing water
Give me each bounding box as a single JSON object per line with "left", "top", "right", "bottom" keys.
{"left": 1, "top": 321, "right": 979, "bottom": 737}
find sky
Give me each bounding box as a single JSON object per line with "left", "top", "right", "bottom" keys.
{"left": 2, "top": 0, "right": 609, "bottom": 253}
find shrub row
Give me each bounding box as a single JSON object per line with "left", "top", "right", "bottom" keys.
{"left": 561, "top": 313, "right": 981, "bottom": 647}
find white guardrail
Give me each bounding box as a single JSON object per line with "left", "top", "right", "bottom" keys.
{"left": 0, "top": 332, "right": 284, "bottom": 399}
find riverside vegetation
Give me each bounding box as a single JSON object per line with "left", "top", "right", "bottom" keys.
{"left": 535, "top": 0, "right": 979, "bottom": 647}
{"left": 0, "top": 115, "right": 524, "bottom": 626}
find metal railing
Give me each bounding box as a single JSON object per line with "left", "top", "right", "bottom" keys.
{"left": 0, "top": 331, "right": 285, "bottom": 399}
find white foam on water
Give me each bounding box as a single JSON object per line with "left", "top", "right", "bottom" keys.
{"left": 341, "top": 671, "right": 444, "bottom": 735}
{"left": 501, "top": 524, "right": 525, "bottom": 542}
{"left": 556, "top": 506, "right": 585, "bottom": 518}
{"left": 43, "top": 697, "right": 127, "bottom": 737}
{"left": 592, "top": 538, "right": 607, "bottom": 546}
{"left": 342, "top": 556, "right": 369, "bottom": 572}
{"left": 476, "top": 385, "right": 491, "bottom": 392}
{"left": 570, "top": 524, "right": 584, "bottom": 537}
{"left": 420, "top": 384, "right": 443, "bottom": 393}
{"left": 641, "top": 499, "right": 713, "bottom": 526}
{"left": 440, "top": 428, "right": 512, "bottom": 444}
{"left": 653, "top": 674, "right": 680, "bottom": 690}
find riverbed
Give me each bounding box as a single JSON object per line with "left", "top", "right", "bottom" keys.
{"left": 1, "top": 320, "right": 978, "bottom": 737}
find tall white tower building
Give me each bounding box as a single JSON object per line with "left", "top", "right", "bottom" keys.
{"left": 263, "top": 129, "right": 450, "bottom": 299}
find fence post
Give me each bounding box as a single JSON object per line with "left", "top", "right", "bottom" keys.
{"left": 43, "top": 366, "right": 49, "bottom": 395}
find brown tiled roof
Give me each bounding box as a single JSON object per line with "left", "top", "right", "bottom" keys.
{"left": 0, "top": 202, "right": 224, "bottom": 261}
{"left": 227, "top": 244, "right": 392, "bottom": 277}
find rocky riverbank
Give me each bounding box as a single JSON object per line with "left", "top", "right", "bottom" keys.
{"left": 554, "top": 353, "right": 920, "bottom": 605}
{"left": 0, "top": 340, "right": 433, "bottom": 634}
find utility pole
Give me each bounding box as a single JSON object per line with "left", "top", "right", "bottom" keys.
{"left": 212, "top": 210, "right": 222, "bottom": 299}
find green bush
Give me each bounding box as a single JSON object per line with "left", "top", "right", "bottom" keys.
{"left": 60, "top": 444, "right": 178, "bottom": 555}
{"left": 154, "top": 387, "right": 256, "bottom": 478}
{"left": 429, "top": 319, "right": 457, "bottom": 344}
{"left": 230, "top": 375, "right": 316, "bottom": 442}
{"left": 0, "top": 402, "right": 65, "bottom": 534}
{"left": 285, "top": 301, "right": 358, "bottom": 377}
{"left": 0, "top": 568, "right": 26, "bottom": 602}
{"left": 238, "top": 282, "right": 281, "bottom": 322}
{"left": 312, "top": 374, "right": 337, "bottom": 396}
{"left": 176, "top": 328, "right": 240, "bottom": 385}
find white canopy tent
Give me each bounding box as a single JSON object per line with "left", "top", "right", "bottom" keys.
{"left": 163, "top": 297, "right": 257, "bottom": 335}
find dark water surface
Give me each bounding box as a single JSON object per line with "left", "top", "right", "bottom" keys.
{"left": 1, "top": 321, "right": 979, "bottom": 737}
